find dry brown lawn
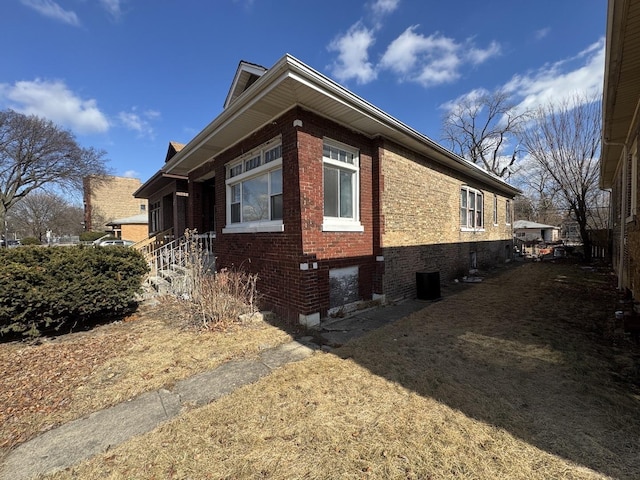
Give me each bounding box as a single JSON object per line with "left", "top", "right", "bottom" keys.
{"left": 3, "top": 260, "right": 640, "bottom": 479}
{"left": 0, "top": 299, "right": 293, "bottom": 457}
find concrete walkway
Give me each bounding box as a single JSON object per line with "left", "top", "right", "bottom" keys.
{"left": 0, "top": 340, "right": 316, "bottom": 480}
{"left": 0, "top": 298, "right": 431, "bottom": 480}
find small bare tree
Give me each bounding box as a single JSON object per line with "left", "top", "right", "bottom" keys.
{"left": 0, "top": 109, "right": 108, "bottom": 241}
{"left": 521, "top": 95, "right": 603, "bottom": 262}
{"left": 442, "top": 88, "right": 530, "bottom": 177}
{"left": 7, "top": 191, "right": 84, "bottom": 241}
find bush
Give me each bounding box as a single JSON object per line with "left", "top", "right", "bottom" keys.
{"left": 79, "top": 231, "right": 110, "bottom": 242}
{"left": 20, "top": 237, "right": 40, "bottom": 246}
{"left": 163, "top": 231, "right": 260, "bottom": 330}
{"left": 0, "top": 246, "right": 149, "bottom": 337}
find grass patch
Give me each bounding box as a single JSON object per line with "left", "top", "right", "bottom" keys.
{"left": 42, "top": 260, "right": 640, "bottom": 480}
{"left": 0, "top": 301, "right": 292, "bottom": 454}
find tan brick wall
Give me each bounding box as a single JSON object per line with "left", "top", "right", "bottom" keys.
{"left": 379, "top": 141, "right": 515, "bottom": 300}
{"left": 380, "top": 142, "right": 513, "bottom": 246}
{"left": 84, "top": 176, "right": 147, "bottom": 231}
{"left": 120, "top": 224, "right": 148, "bottom": 243}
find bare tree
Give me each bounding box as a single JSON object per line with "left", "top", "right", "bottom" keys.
{"left": 521, "top": 95, "right": 603, "bottom": 262}
{"left": 7, "top": 191, "right": 84, "bottom": 242}
{"left": 0, "top": 109, "right": 108, "bottom": 241}
{"left": 442, "top": 88, "right": 530, "bottom": 177}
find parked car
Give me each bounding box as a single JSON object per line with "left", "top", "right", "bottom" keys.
{"left": 98, "top": 239, "right": 135, "bottom": 247}
{"left": 0, "top": 239, "right": 21, "bottom": 247}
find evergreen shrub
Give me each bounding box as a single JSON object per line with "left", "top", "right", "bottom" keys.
{"left": 0, "top": 246, "right": 148, "bottom": 337}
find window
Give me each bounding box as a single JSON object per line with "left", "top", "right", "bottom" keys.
{"left": 460, "top": 186, "right": 483, "bottom": 230}
{"left": 323, "top": 140, "right": 363, "bottom": 232}
{"left": 506, "top": 199, "right": 512, "bottom": 225}
{"left": 224, "top": 140, "right": 283, "bottom": 233}
{"left": 493, "top": 194, "right": 498, "bottom": 225}
{"left": 150, "top": 201, "right": 161, "bottom": 233}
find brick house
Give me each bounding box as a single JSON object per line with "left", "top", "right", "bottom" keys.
{"left": 105, "top": 213, "right": 149, "bottom": 243}
{"left": 136, "top": 55, "right": 519, "bottom": 326}
{"left": 83, "top": 175, "right": 148, "bottom": 232}
{"left": 601, "top": 0, "right": 640, "bottom": 297}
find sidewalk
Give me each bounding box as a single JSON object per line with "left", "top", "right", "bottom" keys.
{"left": 0, "top": 340, "right": 316, "bottom": 480}
{"left": 0, "top": 298, "right": 431, "bottom": 480}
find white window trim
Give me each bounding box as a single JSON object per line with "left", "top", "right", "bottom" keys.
{"left": 506, "top": 199, "right": 512, "bottom": 225}
{"left": 460, "top": 186, "right": 484, "bottom": 232}
{"left": 626, "top": 139, "right": 638, "bottom": 223}
{"left": 224, "top": 139, "right": 283, "bottom": 234}
{"left": 322, "top": 139, "right": 363, "bottom": 232}
{"left": 493, "top": 194, "right": 498, "bottom": 226}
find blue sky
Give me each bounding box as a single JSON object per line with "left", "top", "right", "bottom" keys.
{"left": 2, "top": 0, "right": 606, "bottom": 187}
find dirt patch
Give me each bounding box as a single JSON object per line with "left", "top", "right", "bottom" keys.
{"left": 42, "top": 260, "right": 640, "bottom": 480}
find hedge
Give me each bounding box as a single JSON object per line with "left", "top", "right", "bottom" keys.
{"left": 0, "top": 246, "right": 149, "bottom": 337}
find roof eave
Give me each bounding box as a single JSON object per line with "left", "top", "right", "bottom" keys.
{"left": 164, "top": 54, "right": 520, "bottom": 197}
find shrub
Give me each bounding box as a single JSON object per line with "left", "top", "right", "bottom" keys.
{"left": 79, "top": 231, "right": 109, "bottom": 242}
{"left": 20, "top": 237, "right": 40, "bottom": 246}
{"left": 0, "top": 246, "right": 149, "bottom": 337}
{"left": 162, "top": 230, "right": 260, "bottom": 330}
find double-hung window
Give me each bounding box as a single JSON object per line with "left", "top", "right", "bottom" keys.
{"left": 322, "top": 139, "right": 363, "bottom": 232}
{"left": 506, "top": 199, "right": 512, "bottom": 225}
{"left": 460, "top": 186, "right": 484, "bottom": 230}
{"left": 223, "top": 140, "right": 283, "bottom": 233}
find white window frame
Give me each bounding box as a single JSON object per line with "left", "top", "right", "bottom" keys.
{"left": 626, "top": 139, "right": 638, "bottom": 223}
{"left": 322, "top": 139, "right": 363, "bottom": 232}
{"left": 506, "top": 199, "right": 512, "bottom": 225}
{"left": 493, "top": 194, "right": 498, "bottom": 225}
{"left": 223, "top": 139, "right": 284, "bottom": 234}
{"left": 460, "top": 186, "right": 484, "bottom": 231}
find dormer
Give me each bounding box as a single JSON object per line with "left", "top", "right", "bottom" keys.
{"left": 165, "top": 141, "right": 185, "bottom": 163}
{"left": 223, "top": 61, "right": 267, "bottom": 109}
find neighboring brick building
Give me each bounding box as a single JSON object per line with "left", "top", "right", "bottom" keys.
{"left": 601, "top": 0, "right": 640, "bottom": 298}
{"left": 83, "top": 175, "right": 148, "bottom": 232}
{"left": 136, "top": 55, "right": 519, "bottom": 325}
{"left": 106, "top": 213, "right": 149, "bottom": 243}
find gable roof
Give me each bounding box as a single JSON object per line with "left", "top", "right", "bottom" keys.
{"left": 513, "top": 220, "right": 559, "bottom": 230}
{"left": 223, "top": 60, "right": 268, "bottom": 109}
{"left": 163, "top": 54, "right": 520, "bottom": 197}
{"left": 165, "top": 141, "right": 185, "bottom": 163}
{"left": 106, "top": 213, "right": 148, "bottom": 226}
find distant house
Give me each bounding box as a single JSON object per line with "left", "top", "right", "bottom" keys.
{"left": 106, "top": 213, "right": 149, "bottom": 243}
{"left": 83, "top": 175, "right": 148, "bottom": 232}
{"left": 600, "top": 0, "right": 640, "bottom": 296}
{"left": 136, "top": 54, "right": 520, "bottom": 325}
{"left": 513, "top": 220, "right": 560, "bottom": 243}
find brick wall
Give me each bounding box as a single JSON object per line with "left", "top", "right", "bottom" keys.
{"left": 183, "top": 108, "right": 515, "bottom": 321}
{"left": 379, "top": 140, "right": 514, "bottom": 301}
{"left": 84, "top": 176, "right": 147, "bottom": 231}
{"left": 120, "top": 223, "right": 148, "bottom": 243}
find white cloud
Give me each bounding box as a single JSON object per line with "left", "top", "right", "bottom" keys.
{"left": 370, "top": 0, "right": 400, "bottom": 16}
{"left": 535, "top": 27, "right": 550, "bottom": 40}
{"left": 122, "top": 169, "right": 140, "bottom": 178}
{"left": 379, "top": 26, "right": 500, "bottom": 87}
{"left": 328, "top": 22, "right": 377, "bottom": 85}
{"left": 100, "top": 0, "right": 124, "bottom": 20}
{"left": 118, "top": 108, "right": 159, "bottom": 139}
{"left": 0, "top": 79, "right": 109, "bottom": 134}
{"left": 467, "top": 41, "right": 501, "bottom": 65}
{"left": 20, "top": 0, "right": 79, "bottom": 26}
{"left": 504, "top": 38, "right": 605, "bottom": 113}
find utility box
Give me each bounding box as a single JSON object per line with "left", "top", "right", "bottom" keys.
{"left": 416, "top": 271, "right": 441, "bottom": 300}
